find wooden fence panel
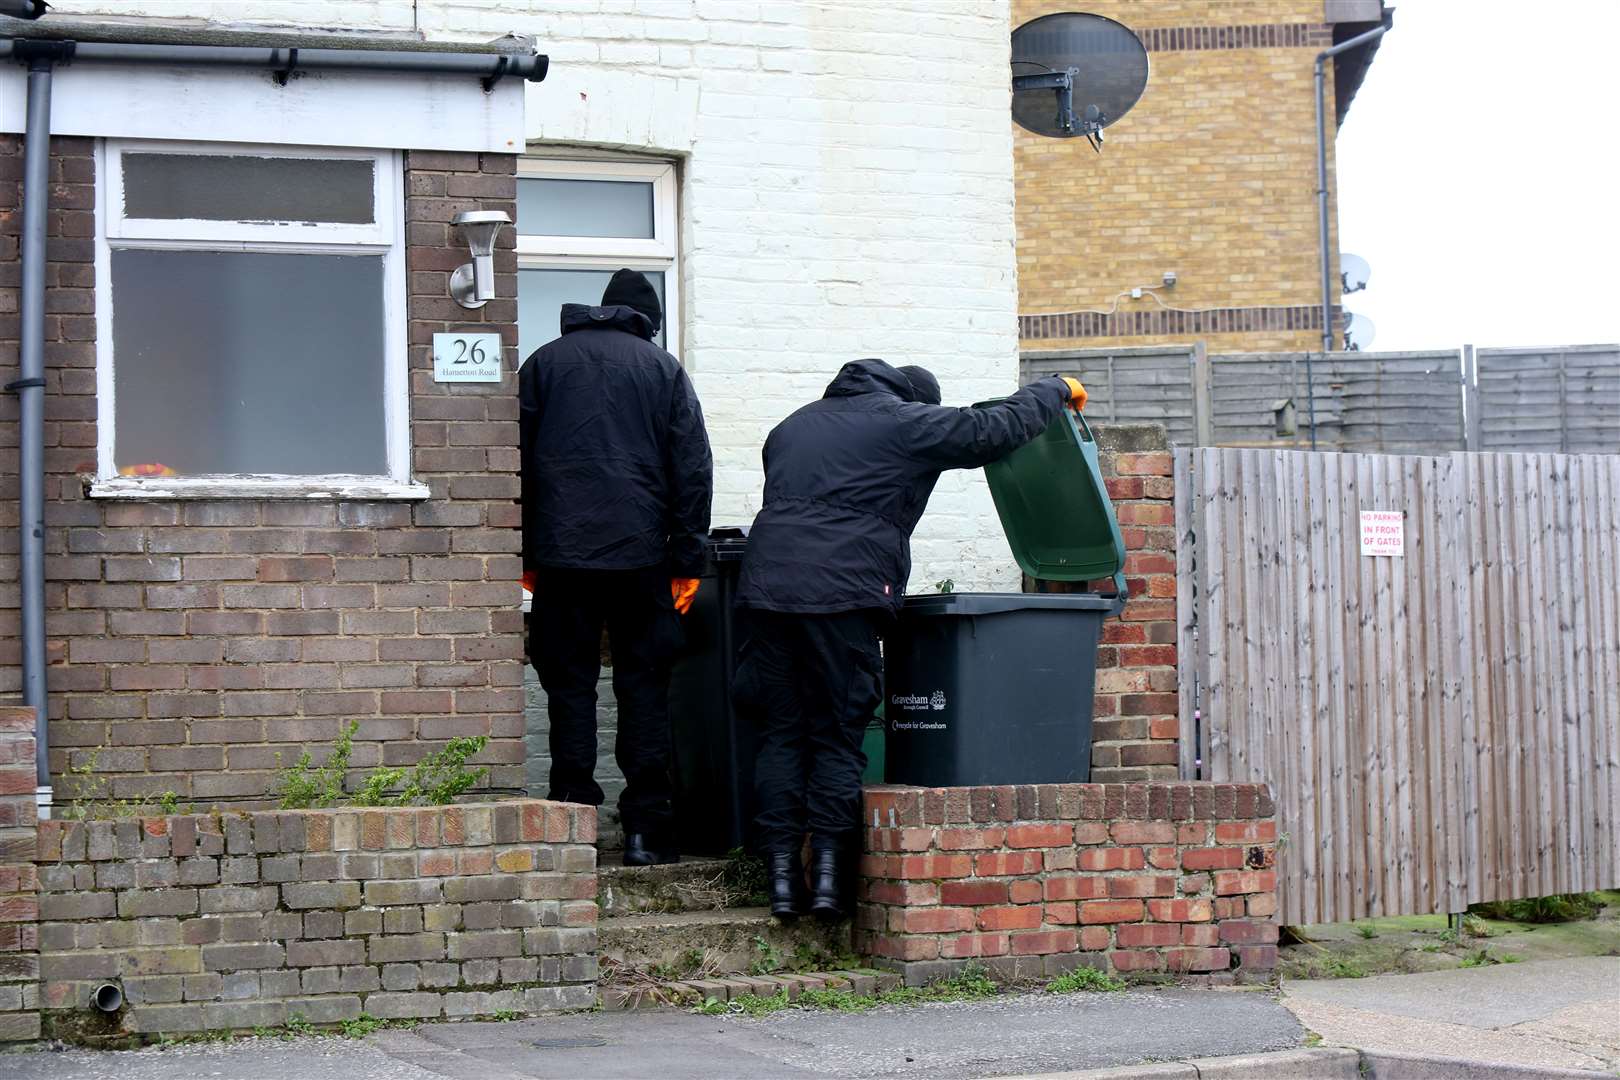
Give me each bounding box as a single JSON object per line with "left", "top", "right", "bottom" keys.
{"left": 1476, "top": 347, "right": 1620, "bottom": 453}
{"left": 1178, "top": 446, "right": 1620, "bottom": 924}
{"left": 1023, "top": 346, "right": 1200, "bottom": 445}
{"left": 1023, "top": 345, "right": 1617, "bottom": 453}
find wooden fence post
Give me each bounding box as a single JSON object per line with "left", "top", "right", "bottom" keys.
{"left": 1462, "top": 344, "right": 1480, "bottom": 451}
{"left": 1190, "top": 341, "right": 1213, "bottom": 448}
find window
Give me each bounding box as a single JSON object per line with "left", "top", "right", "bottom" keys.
{"left": 93, "top": 141, "right": 419, "bottom": 498}
{"left": 515, "top": 158, "right": 678, "bottom": 362}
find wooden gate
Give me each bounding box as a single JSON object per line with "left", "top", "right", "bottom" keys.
{"left": 1175, "top": 446, "right": 1620, "bottom": 924}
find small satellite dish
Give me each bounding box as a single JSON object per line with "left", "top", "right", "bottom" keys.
{"left": 1011, "top": 12, "right": 1148, "bottom": 149}
{"left": 1344, "top": 312, "right": 1375, "bottom": 351}
{"left": 1340, "top": 252, "right": 1371, "bottom": 294}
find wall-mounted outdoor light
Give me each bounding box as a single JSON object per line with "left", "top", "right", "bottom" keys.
{"left": 449, "top": 209, "right": 512, "bottom": 310}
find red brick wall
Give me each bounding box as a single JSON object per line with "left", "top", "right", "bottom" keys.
{"left": 1029, "top": 425, "right": 1179, "bottom": 781}
{"left": 857, "top": 782, "right": 1277, "bottom": 985}
{"left": 0, "top": 707, "right": 38, "bottom": 1040}
{"left": 0, "top": 139, "right": 524, "bottom": 807}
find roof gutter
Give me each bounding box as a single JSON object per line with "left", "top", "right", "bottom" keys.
{"left": 5, "top": 31, "right": 546, "bottom": 818}
{"left": 0, "top": 37, "right": 549, "bottom": 85}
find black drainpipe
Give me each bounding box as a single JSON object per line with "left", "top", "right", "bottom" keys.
{"left": 9, "top": 38, "right": 71, "bottom": 817}
{"left": 3, "top": 34, "right": 547, "bottom": 817}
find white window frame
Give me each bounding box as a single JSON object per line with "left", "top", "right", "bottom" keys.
{"left": 91, "top": 139, "right": 423, "bottom": 500}
{"left": 516, "top": 156, "right": 680, "bottom": 359}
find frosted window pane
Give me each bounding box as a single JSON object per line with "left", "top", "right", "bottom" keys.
{"left": 518, "top": 268, "right": 665, "bottom": 360}
{"left": 111, "top": 249, "right": 387, "bottom": 476}
{"left": 122, "top": 154, "right": 375, "bottom": 224}
{"left": 517, "top": 178, "right": 654, "bottom": 238}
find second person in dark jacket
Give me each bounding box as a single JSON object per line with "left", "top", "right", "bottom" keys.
{"left": 519, "top": 269, "right": 713, "bottom": 867}
{"left": 732, "top": 358, "right": 1085, "bottom": 918}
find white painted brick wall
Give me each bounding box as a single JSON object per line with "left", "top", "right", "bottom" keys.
{"left": 55, "top": 0, "right": 1026, "bottom": 593}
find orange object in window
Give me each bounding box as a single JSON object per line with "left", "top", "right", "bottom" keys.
{"left": 118, "top": 463, "right": 176, "bottom": 477}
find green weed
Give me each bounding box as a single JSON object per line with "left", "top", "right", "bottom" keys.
{"left": 276, "top": 722, "right": 356, "bottom": 809}
{"left": 1355, "top": 923, "right": 1378, "bottom": 940}
{"left": 58, "top": 750, "right": 188, "bottom": 820}
{"left": 695, "top": 964, "right": 1001, "bottom": 1017}
{"left": 1459, "top": 949, "right": 1502, "bottom": 968}
{"left": 338, "top": 1013, "right": 417, "bottom": 1039}
{"left": 1468, "top": 893, "right": 1606, "bottom": 925}
{"left": 489, "top": 1010, "right": 522, "bottom": 1022}
{"left": 1325, "top": 958, "right": 1367, "bottom": 979}
{"left": 748, "top": 936, "right": 786, "bottom": 976}
{"left": 279, "top": 721, "right": 488, "bottom": 809}
{"left": 1046, "top": 967, "right": 1126, "bottom": 993}
{"left": 797, "top": 988, "right": 880, "bottom": 1012}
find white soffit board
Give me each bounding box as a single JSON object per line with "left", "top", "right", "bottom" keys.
{"left": 0, "top": 63, "right": 524, "bottom": 153}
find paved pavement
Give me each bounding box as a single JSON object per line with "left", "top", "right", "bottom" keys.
{"left": 1283, "top": 955, "right": 1620, "bottom": 1074}
{"left": 0, "top": 988, "right": 1304, "bottom": 1080}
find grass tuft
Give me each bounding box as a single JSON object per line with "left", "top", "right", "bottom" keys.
{"left": 1046, "top": 967, "right": 1127, "bottom": 993}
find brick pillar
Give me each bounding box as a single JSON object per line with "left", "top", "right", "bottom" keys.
{"left": 0, "top": 706, "right": 39, "bottom": 1041}
{"left": 1029, "top": 424, "right": 1179, "bottom": 781}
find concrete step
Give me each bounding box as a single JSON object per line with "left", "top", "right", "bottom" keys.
{"left": 600, "top": 967, "right": 903, "bottom": 1011}
{"left": 598, "top": 906, "right": 854, "bottom": 976}
{"left": 596, "top": 858, "right": 739, "bottom": 916}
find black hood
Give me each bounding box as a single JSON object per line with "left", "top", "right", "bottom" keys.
{"left": 560, "top": 303, "right": 657, "bottom": 341}
{"left": 823, "top": 358, "right": 916, "bottom": 401}
{"left": 601, "top": 268, "right": 663, "bottom": 331}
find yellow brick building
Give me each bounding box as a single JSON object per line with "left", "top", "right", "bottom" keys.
{"left": 1014, "top": 1, "right": 1388, "bottom": 351}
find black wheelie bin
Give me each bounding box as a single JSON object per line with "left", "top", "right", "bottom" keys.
{"left": 667, "top": 528, "right": 754, "bottom": 856}
{"left": 883, "top": 407, "right": 1127, "bottom": 787}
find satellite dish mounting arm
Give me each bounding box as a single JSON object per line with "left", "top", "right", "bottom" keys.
{"left": 1013, "top": 68, "right": 1106, "bottom": 148}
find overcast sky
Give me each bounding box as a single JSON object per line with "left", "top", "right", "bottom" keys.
{"left": 1335, "top": 0, "right": 1620, "bottom": 352}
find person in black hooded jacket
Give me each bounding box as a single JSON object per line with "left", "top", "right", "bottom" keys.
{"left": 733, "top": 358, "right": 1085, "bottom": 918}
{"left": 519, "top": 269, "right": 712, "bottom": 867}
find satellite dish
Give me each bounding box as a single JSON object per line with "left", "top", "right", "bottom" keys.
{"left": 1344, "top": 312, "right": 1375, "bottom": 351}
{"left": 1340, "top": 252, "right": 1371, "bottom": 294}
{"left": 1011, "top": 12, "right": 1148, "bottom": 149}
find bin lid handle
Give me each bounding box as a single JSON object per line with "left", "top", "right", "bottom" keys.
{"left": 1107, "top": 570, "right": 1130, "bottom": 618}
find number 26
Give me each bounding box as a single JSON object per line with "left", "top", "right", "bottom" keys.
{"left": 450, "top": 339, "right": 489, "bottom": 365}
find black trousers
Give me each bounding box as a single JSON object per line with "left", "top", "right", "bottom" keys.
{"left": 733, "top": 609, "right": 884, "bottom": 855}
{"left": 529, "top": 566, "right": 682, "bottom": 841}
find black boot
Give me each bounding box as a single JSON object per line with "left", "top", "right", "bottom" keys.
{"left": 622, "top": 833, "right": 679, "bottom": 867}
{"left": 767, "top": 851, "right": 803, "bottom": 920}
{"left": 809, "top": 847, "right": 842, "bottom": 921}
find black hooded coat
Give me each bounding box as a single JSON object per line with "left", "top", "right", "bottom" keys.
{"left": 734, "top": 359, "right": 1071, "bottom": 616}
{"left": 518, "top": 303, "right": 713, "bottom": 577}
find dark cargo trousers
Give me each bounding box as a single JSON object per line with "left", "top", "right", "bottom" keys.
{"left": 733, "top": 609, "right": 884, "bottom": 855}
{"left": 529, "top": 566, "right": 682, "bottom": 843}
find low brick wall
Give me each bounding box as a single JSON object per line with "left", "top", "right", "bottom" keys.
{"left": 858, "top": 783, "right": 1278, "bottom": 985}
{"left": 31, "top": 798, "right": 596, "bottom": 1041}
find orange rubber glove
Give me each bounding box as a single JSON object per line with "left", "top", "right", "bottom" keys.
{"left": 671, "top": 577, "right": 700, "bottom": 615}
{"left": 1061, "top": 377, "right": 1089, "bottom": 412}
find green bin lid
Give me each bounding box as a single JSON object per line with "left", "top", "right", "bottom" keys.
{"left": 976, "top": 404, "right": 1127, "bottom": 585}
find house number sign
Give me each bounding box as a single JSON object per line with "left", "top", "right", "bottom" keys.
{"left": 433, "top": 332, "right": 503, "bottom": 384}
